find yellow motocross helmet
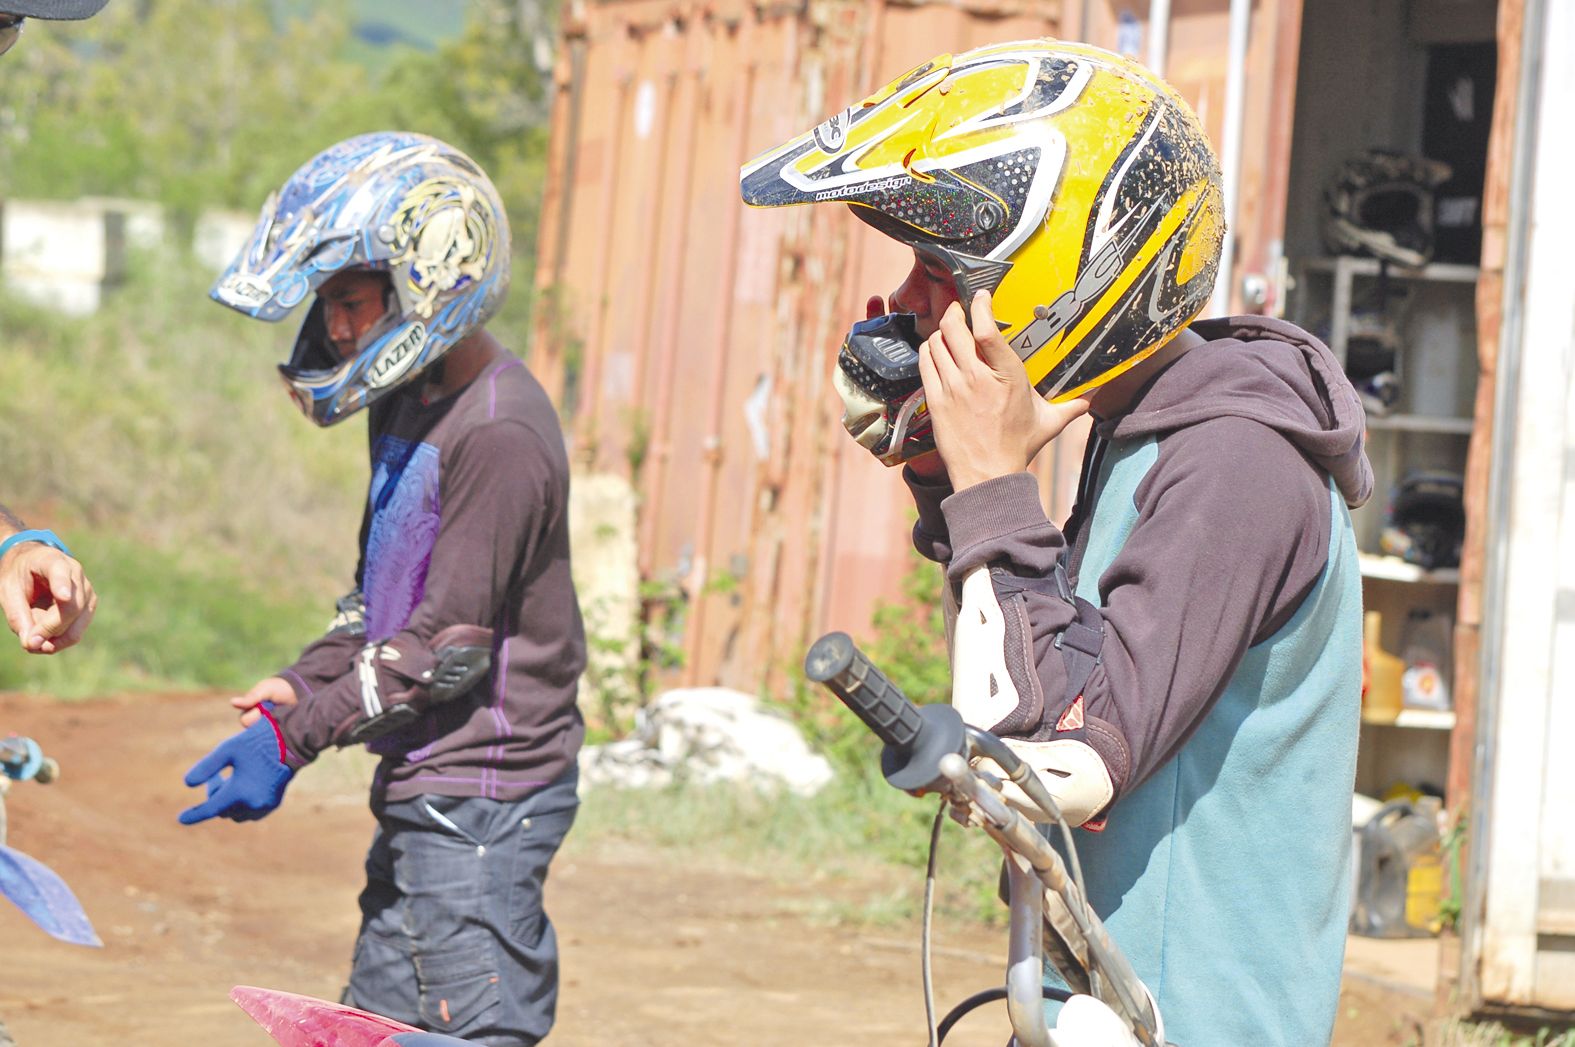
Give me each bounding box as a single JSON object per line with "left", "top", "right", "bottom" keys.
{"left": 740, "top": 39, "right": 1225, "bottom": 465}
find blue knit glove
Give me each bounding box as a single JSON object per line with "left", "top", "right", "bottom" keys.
{"left": 178, "top": 709, "right": 296, "bottom": 825}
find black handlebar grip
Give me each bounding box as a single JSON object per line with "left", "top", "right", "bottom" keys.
{"left": 804, "top": 632, "right": 923, "bottom": 749}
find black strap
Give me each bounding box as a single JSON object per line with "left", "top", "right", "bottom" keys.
{"left": 987, "top": 566, "right": 1104, "bottom": 740}
{"left": 1055, "top": 596, "right": 1104, "bottom": 735}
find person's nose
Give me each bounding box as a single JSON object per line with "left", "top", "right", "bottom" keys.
{"left": 889, "top": 267, "right": 925, "bottom": 319}
{"left": 325, "top": 303, "right": 352, "bottom": 345}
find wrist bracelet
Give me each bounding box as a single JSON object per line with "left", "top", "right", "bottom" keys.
{"left": 0, "top": 529, "right": 72, "bottom": 561}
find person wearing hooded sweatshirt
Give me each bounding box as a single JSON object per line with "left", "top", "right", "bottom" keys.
{"left": 740, "top": 41, "right": 1369, "bottom": 1046}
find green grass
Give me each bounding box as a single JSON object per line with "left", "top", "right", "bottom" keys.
{"left": 0, "top": 529, "right": 332, "bottom": 697}
{"left": 1440, "top": 1021, "right": 1575, "bottom": 1047}
{"left": 569, "top": 772, "right": 1011, "bottom": 928}
{"left": 0, "top": 253, "right": 368, "bottom": 695}
{"left": 0, "top": 245, "right": 547, "bottom": 697}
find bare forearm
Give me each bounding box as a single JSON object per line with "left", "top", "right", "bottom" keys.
{"left": 0, "top": 504, "right": 24, "bottom": 538}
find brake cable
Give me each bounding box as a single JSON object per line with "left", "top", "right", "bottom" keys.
{"left": 922, "top": 797, "right": 945, "bottom": 1047}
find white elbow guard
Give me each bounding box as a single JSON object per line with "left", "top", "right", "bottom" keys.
{"left": 950, "top": 564, "right": 1113, "bottom": 827}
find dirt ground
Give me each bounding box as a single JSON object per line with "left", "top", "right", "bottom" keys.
{"left": 0, "top": 692, "right": 1435, "bottom": 1046}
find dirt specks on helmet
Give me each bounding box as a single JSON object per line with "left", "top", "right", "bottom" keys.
{"left": 741, "top": 39, "right": 1225, "bottom": 419}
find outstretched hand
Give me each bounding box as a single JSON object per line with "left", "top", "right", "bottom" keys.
{"left": 178, "top": 712, "right": 295, "bottom": 825}
{"left": 0, "top": 543, "right": 96, "bottom": 654}
{"left": 919, "top": 292, "right": 1090, "bottom": 490}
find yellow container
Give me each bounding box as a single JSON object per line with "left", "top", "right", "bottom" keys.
{"left": 1406, "top": 848, "right": 1445, "bottom": 933}
{"left": 1364, "top": 611, "right": 1405, "bottom": 723}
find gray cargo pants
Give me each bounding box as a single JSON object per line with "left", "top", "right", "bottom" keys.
{"left": 344, "top": 769, "right": 578, "bottom": 1046}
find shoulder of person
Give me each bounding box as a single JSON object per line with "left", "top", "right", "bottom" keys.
{"left": 1145, "top": 415, "right": 1332, "bottom": 528}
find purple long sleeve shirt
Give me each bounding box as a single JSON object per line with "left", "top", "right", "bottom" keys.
{"left": 274, "top": 354, "right": 585, "bottom": 804}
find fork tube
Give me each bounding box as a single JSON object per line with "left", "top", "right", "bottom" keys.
{"left": 1005, "top": 854, "right": 1052, "bottom": 1047}
{"left": 939, "top": 754, "right": 1159, "bottom": 1043}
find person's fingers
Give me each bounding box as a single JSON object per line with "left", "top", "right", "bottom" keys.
{"left": 1030, "top": 396, "right": 1094, "bottom": 453}
{"left": 25, "top": 603, "right": 64, "bottom": 648}
{"left": 251, "top": 679, "right": 289, "bottom": 708}
{"left": 918, "top": 338, "right": 943, "bottom": 404}
{"left": 175, "top": 773, "right": 231, "bottom": 825}
{"left": 43, "top": 556, "right": 79, "bottom": 610}
{"left": 238, "top": 708, "right": 262, "bottom": 728}
{"left": 923, "top": 330, "right": 960, "bottom": 392}
{"left": 969, "top": 291, "right": 1021, "bottom": 373}
{"left": 865, "top": 295, "right": 884, "bottom": 321}
{"left": 178, "top": 782, "right": 233, "bottom": 826}
{"left": 934, "top": 301, "right": 978, "bottom": 372}
{"left": 49, "top": 589, "right": 95, "bottom": 652}
{"left": 0, "top": 576, "right": 31, "bottom": 645}
{"left": 183, "top": 743, "right": 236, "bottom": 788}
{"left": 1044, "top": 397, "right": 1092, "bottom": 428}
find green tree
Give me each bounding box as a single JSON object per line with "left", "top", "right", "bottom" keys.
{"left": 0, "top": 0, "right": 553, "bottom": 248}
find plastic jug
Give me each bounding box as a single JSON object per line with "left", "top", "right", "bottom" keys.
{"left": 1351, "top": 796, "right": 1445, "bottom": 938}
{"left": 1401, "top": 609, "right": 1453, "bottom": 710}
{"left": 1363, "top": 611, "right": 1405, "bottom": 722}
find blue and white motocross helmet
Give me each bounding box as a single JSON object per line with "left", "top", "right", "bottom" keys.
{"left": 211, "top": 131, "right": 510, "bottom": 426}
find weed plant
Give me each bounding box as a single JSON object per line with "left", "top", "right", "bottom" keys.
{"left": 571, "top": 773, "right": 1009, "bottom": 929}
{"left": 590, "top": 542, "right": 1019, "bottom": 927}
{"left": 1439, "top": 1021, "right": 1575, "bottom": 1047}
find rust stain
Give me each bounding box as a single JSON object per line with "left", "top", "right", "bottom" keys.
{"left": 532, "top": 0, "right": 1122, "bottom": 697}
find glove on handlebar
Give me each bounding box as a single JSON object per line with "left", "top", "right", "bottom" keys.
{"left": 178, "top": 706, "right": 295, "bottom": 825}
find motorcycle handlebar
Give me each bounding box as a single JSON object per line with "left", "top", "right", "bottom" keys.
{"left": 803, "top": 632, "right": 967, "bottom": 794}
{"left": 803, "top": 631, "right": 924, "bottom": 749}
{"left": 1, "top": 736, "right": 58, "bottom": 784}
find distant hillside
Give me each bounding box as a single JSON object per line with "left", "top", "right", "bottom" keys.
{"left": 274, "top": 0, "right": 468, "bottom": 61}
{"left": 348, "top": 0, "right": 467, "bottom": 51}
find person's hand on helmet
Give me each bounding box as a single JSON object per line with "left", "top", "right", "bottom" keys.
{"left": 232, "top": 675, "right": 299, "bottom": 728}
{"left": 178, "top": 711, "right": 296, "bottom": 825}
{"left": 919, "top": 291, "right": 1089, "bottom": 491}
{"left": 0, "top": 542, "right": 96, "bottom": 654}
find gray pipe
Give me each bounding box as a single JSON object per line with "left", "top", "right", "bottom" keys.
{"left": 1146, "top": 0, "right": 1171, "bottom": 77}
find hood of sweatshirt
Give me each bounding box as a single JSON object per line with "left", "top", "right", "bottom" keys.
{"left": 1101, "top": 316, "right": 1373, "bottom": 508}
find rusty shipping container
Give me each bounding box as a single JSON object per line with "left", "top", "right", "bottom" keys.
{"left": 532, "top": 0, "right": 1306, "bottom": 696}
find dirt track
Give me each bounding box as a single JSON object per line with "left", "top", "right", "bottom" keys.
{"left": 0, "top": 693, "right": 1430, "bottom": 1046}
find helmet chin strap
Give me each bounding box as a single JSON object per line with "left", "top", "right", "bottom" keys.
{"left": 421, "top": 357, "right": 448, "bottom": 395}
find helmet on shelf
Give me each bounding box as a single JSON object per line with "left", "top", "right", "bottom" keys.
{"left": 1324, "top": 150, "right": 1452, "bottom": 268}
{"left": 1380, "top": 471, "right": 1465, "bottom": 571}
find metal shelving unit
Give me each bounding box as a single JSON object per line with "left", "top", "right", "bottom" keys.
{"left": 1297, "top": 255, "right": 1480, "bottom": 365}
{"left": 1364, "top": 414, "right": 1474, "bottom": 435}
{"left": 1293, "top": 255, "right": 1477, "bottom": 800}
{"left": 1358, "top": 553, "right": 1462, "bottom": 585}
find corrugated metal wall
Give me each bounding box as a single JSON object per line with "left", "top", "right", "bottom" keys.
{"left": 532, "top": 0, "right": 1067, "bottom": 695}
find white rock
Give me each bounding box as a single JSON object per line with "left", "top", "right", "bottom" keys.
{"left": 579, "top": 687, "right": 833, "bottom": 797}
